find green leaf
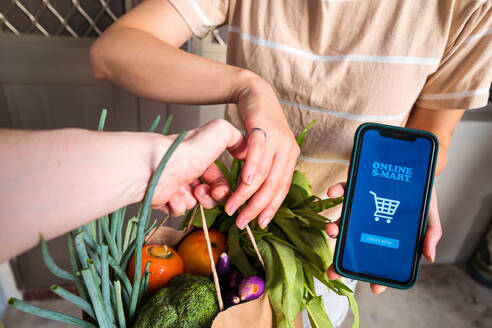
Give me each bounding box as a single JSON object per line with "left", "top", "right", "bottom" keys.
{"left": 332, "top": 279, "right": 354, "bottom": 294}
{"left": 273, "top": 217, "right": 324, "bottom": 270}
{"left": 303, "top": 296, "right": 334, "bottom": 328}
{"left": 266, "top": 238, "right": 297, "bottom": 291}
{"left": 310, "top": 197, "right": 344, "bottom": 213}
{"left": 341, "top": 288, "right": 359, "bottom": 328}
{"left": 191, "top": 207, "right": 222, "bottom": 228}
{"left": 257, "top": 240, "right": 290, "bottom": 328}
{"left": 284, "top": 184, "right": 310, "bottom": 207}
{"left": 227, "top": 225, "right": 256, "bottom": 277}
{"left": 293, "top": 209, "right": 330, "bottom": 230}
{"left": 303, "top": 266, "right": 315, "bottom": 301}
{"left": 291, "top": 170, "right": 312, "bottom": 196}
{"left": 214, "top": 160, "right": 234, "bottom": 189}
{"left": 299, "top": 229, "right": 333, "bottom": 271}
{"left": 230, "top": 158, "right": 241, "bottom": 190}
{"left": 296, "top": 119, "right": 317, "bottom": 149}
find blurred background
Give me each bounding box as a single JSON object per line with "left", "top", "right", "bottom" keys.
{"left": 0, "top": 1, "right": 491, "bottom": 327}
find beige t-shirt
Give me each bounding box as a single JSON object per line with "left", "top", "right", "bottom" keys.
{"left": 170, "top": 0, "right": 492, "bottom": 196}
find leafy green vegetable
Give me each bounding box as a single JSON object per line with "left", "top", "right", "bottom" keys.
{"left": 303, "top": 296, "right": 334, "bottom": 328}
{"left": 296, "top": 119, "right": 317, "bottom": 149}
{"left": 227, "top": 225, "right": 256, "bottom": 277}
{"left": 291, "top": 170, "right": 312, "bottom": 196}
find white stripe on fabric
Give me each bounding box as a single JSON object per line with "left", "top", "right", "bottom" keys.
{"left": 185, "top": 0, "right": 213, "bottom": 26}
{"left": 419, "top": 88, "right": 489, "bottom": 100}
{"left": 299, "top": 155, "right": 350, "bottom": 166}
{"left": 278, "top": 98, "right": 410, "bottom": 121}
{"left": 228, "top": 26, "right": 440, "bottom": 66}
{"left": 448, "top": 27, "right": 492, "bottom": 56}
{"left": 468, "top": 27, "right": 492, "bottom": 44}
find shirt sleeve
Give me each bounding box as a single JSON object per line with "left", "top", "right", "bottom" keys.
{"left": 169, "top": 0, "right": 229, "bottom": 38}
{"left": 416, "top": 2, "right": 492, "bottom": 110}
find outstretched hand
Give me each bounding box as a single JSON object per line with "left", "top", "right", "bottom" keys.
{"left": 324, "top": 182, "right": 442, "bottom": 294}
{"left": 150, "top": 119, "right": 247, "bottom": 215}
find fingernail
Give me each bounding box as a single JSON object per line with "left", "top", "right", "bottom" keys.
{"left": 245, "top": 174, "right": 253, "bottom": 185}
{"left": 237, "top": 219, "right": 247, "bottom": 230}
{"left": 259, "top": 217, "right": 270, "bottom": 229}
{"left": 198, "top": 188, "right": 214, "bottom": 204}
{"left": 430, "top": 252, "right": 436, "bottom": 263}
{"left": 214, "top": 188, "right": 228, "bottom": 201}
{"left": 227, "top": 204, "right": 238, "bottom": 216}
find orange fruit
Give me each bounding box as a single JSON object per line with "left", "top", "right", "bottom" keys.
{"left": 128, "top": 244, "right": 183, "bottom": 294}
{"left": 177, "top": 229, "right": 228, "bottom": 276}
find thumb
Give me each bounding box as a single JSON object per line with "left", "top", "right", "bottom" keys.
{"left": 185, "top": 119, "right": 247, "bottom": 172}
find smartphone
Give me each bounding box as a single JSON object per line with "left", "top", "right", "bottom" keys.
{"left": 333, "top": 123, "right": 438, "bottom": 289}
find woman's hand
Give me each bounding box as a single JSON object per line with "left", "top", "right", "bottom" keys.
{"left": 224, "top": 74, "right": 300, "bottom": 229}
{"left": 324, "top": 182, "right": 442, "bottom": 294}
{"left": 150, "top": 119, "right": 247, "bottom": 215}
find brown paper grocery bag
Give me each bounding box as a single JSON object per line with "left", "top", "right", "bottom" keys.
{"left": 212, "top": 293, "right": 272, "bottom": 328}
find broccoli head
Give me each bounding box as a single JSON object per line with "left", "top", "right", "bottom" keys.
{"left": 133, "top": 274, "right": 219, "bottom": 328}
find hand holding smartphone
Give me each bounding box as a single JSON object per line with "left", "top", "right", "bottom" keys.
{"left": 333, "top": 123, "right": 438, "bottom": 289}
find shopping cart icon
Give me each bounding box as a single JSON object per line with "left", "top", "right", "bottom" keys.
{"left": 369, "top": 191, "right": 400, "bottom": 224}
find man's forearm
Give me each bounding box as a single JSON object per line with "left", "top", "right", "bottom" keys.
{"left": 90, "top": 27, "right": 261, "bottom": 105}
{"left": 0, "top": 129, "right": 165, "bottom": 261}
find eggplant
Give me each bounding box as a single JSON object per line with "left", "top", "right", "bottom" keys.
{"left": 228, "top": 269, "right": 243, "bottom": 288}
{"left": 216, "top": 252, "right": 230, "bottom": 281}
{"left": 222, "top": 290, "right": 241, "bottom": 309}
{"left": 238, "top": 275, "right": 265, "bottom": 301}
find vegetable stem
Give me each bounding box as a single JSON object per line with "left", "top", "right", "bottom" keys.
{"left": 8, "top": 298, "right": 97, "bottom": 328}
{"left": 129, "top": 131, "right": 187, "bottom": 321}
{"left": 50, "top": 285, "right": 95, "bottom": 320}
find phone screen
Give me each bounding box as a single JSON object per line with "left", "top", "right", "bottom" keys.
{"left": 340, "top": 128, "right": 433, "bottom": 284}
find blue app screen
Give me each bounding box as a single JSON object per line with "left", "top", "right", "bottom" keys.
{"left": 341, "top": 128, "right": 432, "bottom": 283}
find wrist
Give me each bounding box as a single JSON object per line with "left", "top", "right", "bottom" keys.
{"left": 231, "top": 69, "right": 275, "bottom": 103}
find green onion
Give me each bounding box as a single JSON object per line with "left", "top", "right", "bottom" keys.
{"left": 129, "top": 131, "right": 187, "bottom": 321}
{"left": 87, "top": 247, "right": 102, "bottom": 276}
{"left": 161, "top": 114, "right": 173, "bottom": 135}
{"left": 137, "top": 262, "right": 150, "bottom": 308}
{"left": 122, "top": 217, "right": 138, "bottom": 252}
{"left": 114, "top": 281, "right": 126, "bottom": 328}
{"left": 119, "top": 220, "right": 157, "bottom": 270}
{"left": 80, "top": 268, "right": 112, "bottom": 328}
{"left": 50, "top": 285, "right": 95, "bottom": 320}
{"left": 108, "top": 256, "right": 133, "bottom": 297}
{"left": 40, "top": 235, "right": 76, "bottom": 281}
{"left": 8, "top": 298, "right": 97, "bottom": 328}
{"left": 102, "top": 216, "right": 120, "bottom": 262}
{"left": 100, "top": 245, "right": 113, "bottom": 321}
{"left": 97, "top": 109, "right": 107, "bottom": 131}
{"left": 67, "top": 233, "right": 89, "bottom": 301}
{"left": 148, "top": 115, "right": 161, "bottom": 132}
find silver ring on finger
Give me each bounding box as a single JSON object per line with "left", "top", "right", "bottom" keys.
{"left": 248, "top": 127, "right": 267, "bottom": 140}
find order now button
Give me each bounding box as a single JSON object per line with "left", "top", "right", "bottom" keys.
{"left": 360, "top": 233, "right": 399, "bottom": 249}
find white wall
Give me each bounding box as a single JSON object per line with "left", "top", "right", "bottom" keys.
{"left": 0, "top": 262, "right": 21, "bottom": 300}
{"left": 434, "top": 118, "right": 492, "bottom": 264}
